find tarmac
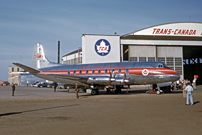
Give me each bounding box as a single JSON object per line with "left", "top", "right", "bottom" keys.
{"left": 0, "top": 85, "right": 202, "bottom": 135}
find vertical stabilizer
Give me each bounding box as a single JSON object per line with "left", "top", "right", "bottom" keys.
{"left": 30, "top": 43, "right": 62, "bottom": 69}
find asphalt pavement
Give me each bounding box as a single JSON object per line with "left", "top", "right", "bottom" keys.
{"left": 1, "top": 85, "right": 202, "bottom": 135}
{"left": 1, "top": 85, "right": 202, "bottom": 100}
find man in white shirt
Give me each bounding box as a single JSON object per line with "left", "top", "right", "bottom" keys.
{"left": 185, "top": 82, "right": 194, "bottom": 105}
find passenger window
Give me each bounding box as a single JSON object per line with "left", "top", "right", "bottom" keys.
{"left": 98, "top": 70, "right": 101, "bottom": 74}
{"left": 79, "top": 70, "right": 82, "bottom": 75}
{"left": 126, "top": 69, "right": 129, "bottom": 74}
{"left": 74, "top": 70, "right": 76, "bottom": 75}
{"left": 105, "top": 69, "right": 108, "bottom": 74}
{"left": 92, "top": 70, "right": 95, "bottom": 74}
{"left": 119, "top": 69, "right": 121, "bottom": 74}
{"left": 86, "top": 70, "right": 88, "bottom": 75}
{"left": 67, "top": 71, "right": 70, "bottom": 75}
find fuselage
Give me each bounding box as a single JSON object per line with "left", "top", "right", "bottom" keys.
{"left": 36, "top": 61, "right": 180, "bottom": 86}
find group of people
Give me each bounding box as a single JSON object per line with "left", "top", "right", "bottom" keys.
{"left": 180, "top": 80, "right": 194, "bottom": 105}
{"left": 53, "top": 82, "right": 79, "bottom": 98}
{"left": 11, "top": 80, "right": 195, "bottom": 102}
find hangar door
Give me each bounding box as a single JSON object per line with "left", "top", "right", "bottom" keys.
{"left": 183, "top": 46, "right": 202, "bottom": 85}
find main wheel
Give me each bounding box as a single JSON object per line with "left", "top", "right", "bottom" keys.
{"left": 91, "top": 89, "right": 99, "bottom": 95}
{"left": 115, "top": 86, "right": 122, "bottom": 93}
{"left": 106, "top": 88, "right": 111, "bottom": 93}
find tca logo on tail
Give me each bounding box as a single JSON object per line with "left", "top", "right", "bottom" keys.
{"left": 34, "top": 55, "right": 43, "bottom": 58}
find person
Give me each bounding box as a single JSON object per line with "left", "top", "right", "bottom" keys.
{"left": 67, "top": 85, "right": 70, "bottom": 93}
{"left": 11, "top": 83, "right": 15, "bottom": 96}
{"left": 75, "top": 82, "right": 79, "bottom": 99}
{"left": 54, "top": 82, "right": 58, "bottom": 92}
{"left": 185, "top": 82, "right": 194, "bottom": 105}
{"left": 176, "top": 80, "right": 180, "bottom": 90}
{"left": 182, "top": 82, "right": 186, "bottom": 99}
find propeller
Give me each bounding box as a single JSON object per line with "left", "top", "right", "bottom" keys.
{"left": 109, "top": 69, "right": 116, "bottom": 85}
{"left": 123, "top": 72, "right": 126, "bottom": 86}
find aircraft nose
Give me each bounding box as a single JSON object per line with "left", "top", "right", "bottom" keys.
{"left": 170, "top": 71, "right": 180, "bottom": 81}
{"left": 173, "top": 74, "right": 180, "bottom": 80}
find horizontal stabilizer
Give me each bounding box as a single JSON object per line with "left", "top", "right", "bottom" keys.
{"left": 13, "top": 63, "right": 40, "bottom": 74}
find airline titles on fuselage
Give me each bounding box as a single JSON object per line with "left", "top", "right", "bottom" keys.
{"left": 79, "top": 65, "right": 126, "bottom": 70}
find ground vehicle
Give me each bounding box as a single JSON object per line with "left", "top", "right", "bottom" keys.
{"left": 1, "top": 81, "right": 10, "bottom": 86}
{"left": 47, "top": 82, "right": 55, "bottom": 88}
{"left": 34, "top": 82, "right": 49, "bottom": 88}
{"left": 31, "top": 81, "right": 39, "bottom": 87}
{"left": 57, "top": 83, "right": 69, "bottom": 89}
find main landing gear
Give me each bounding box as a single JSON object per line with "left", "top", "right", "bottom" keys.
{"left": 115, "top": 86, "right": 122, "bottom": 93}
{"left": 106, "top": 85, "right": 122, "bottom": 94}
{"left": 91, "top": 89, "right": 99, "bottom": 95}
{"left": 90, "top": 85, "right": 122, "bottom": 95}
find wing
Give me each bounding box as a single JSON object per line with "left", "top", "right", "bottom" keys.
{"left": 46, "top": 74, "right": 89, "bottom": 86}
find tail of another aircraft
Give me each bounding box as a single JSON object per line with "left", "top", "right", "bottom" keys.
{"left": 30, "top": 43, "right": 62, "bottom": 69}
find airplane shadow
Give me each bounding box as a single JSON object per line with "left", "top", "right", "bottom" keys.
{"left": 81, "top": 89, "right": 183, "bottom": 97}
{"left": 0, "top": 104, "right": 78, "bottom": 117}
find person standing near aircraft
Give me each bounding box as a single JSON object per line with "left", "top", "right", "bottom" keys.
{"left": 67, "top": 86, "right": 70, "bottom": 93}
{"left": 185, "top": 82, "right": 194, "bottom": 105}
{"left": 54, "top": 82, "right": 58, "bottom": 92}
{"left": 75, "top": 82, "right": 79, "bottom": 99}
{"left": 11, "top": 83, "right": 15, "bottom": 96}
{"left": 182, "top": 81, "right": 186, "bottom": 99}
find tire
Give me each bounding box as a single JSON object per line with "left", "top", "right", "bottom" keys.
{"left": 82, "top": 88, "right": 86, "bottom": 93}
{"left": 91, "top": 89, "right": 99, "bottom": 95}
{"left": 107, "top": 88, "right": 111, "bottom": 93}
{"left": 156, "top": 90, "right": 160, "bottom": 95}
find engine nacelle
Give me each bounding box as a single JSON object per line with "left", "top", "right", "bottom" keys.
{"left": 157, "top": 82, "right": 173, "bottom": 87}
{"left": 87, "top": 77, "right": 115, "bottom": 85}
{"left": 112, "top": 78, "right": 129, "bottom": 85}
{"left": 87, "top": 77, "right": 129, "bottom": 85}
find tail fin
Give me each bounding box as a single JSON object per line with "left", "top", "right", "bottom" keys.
{"left": 30, "top": 43, "right": 62, "bottom": 69}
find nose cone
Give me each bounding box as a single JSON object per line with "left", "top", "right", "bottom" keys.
{"left": 171, "top": 71, "right": 180, "bottom": 81}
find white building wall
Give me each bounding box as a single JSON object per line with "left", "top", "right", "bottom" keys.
{"left": 82, "top": 35, "right": 120, "bottom": 64}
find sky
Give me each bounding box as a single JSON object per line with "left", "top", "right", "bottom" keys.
{"left": 0, "top": 0, "right": 202, "bottom": 81}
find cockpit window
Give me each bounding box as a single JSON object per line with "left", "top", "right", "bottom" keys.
{"left": 163, "top": 64, "right": 169, "bottom": 68}
{"left": 158, "top": 64, "right": 163, "bottom": 68}
{"left": 157, "top": 63, "right": 169, "bottom": 68}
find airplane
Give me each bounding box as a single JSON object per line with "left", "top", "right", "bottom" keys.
{"left": 13, "top": 43, "right": 180, "bottom": 95}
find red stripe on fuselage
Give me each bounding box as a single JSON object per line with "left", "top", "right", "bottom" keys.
{"left": 40, "top": 68, "right": 179, "bottom": 76}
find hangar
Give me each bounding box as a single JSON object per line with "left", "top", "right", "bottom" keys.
{"left": 63, "top": 22, "right": 202, "bottom": 84}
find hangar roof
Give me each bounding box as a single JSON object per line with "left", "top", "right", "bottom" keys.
{"left": 121, "top": 22, "right": 202, "bottom": 41}
{"left": 121, "top": 35, "right": 202, "bottom": 41}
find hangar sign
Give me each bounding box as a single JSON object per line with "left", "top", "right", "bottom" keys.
{"left": 152, "top": 28, "right": 197, "bottom": 35}
{"left": 82, "top": 34, "right": 120, "bottom": 64}
{"left": 95, "top": 39, "right": 111, "bottom": 56}
{"left": 132, "top": 22, "right": 202, "bottom": 36}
